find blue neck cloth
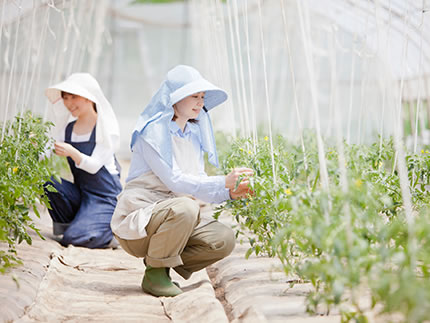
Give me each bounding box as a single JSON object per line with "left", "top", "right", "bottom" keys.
{"left": 131, "top": 65, "right": 228, "bottom": 168}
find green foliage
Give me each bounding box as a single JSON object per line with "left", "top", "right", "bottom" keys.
{"left": 216, "top": 135, "right": 294, "bottom": 257}
{"left": 217, "top": 133, "right": 430, "bottom": 323}
{"left": 0, "top": 112, "right": 58, "bottom": 274}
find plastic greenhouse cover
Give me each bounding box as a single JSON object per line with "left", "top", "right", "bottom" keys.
{"left": 307, "top": 0, "right": 430, "bottom": 79}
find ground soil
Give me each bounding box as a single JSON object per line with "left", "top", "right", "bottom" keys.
{"left": 0, "top": 160, "right": 344, "bottom": 322}
{"left": 1, "top": 206, "right": 346, "bottom": 323}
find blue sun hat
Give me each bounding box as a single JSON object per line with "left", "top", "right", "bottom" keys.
{"left": 131, "top": 65, "right": 228, "bottom": 167}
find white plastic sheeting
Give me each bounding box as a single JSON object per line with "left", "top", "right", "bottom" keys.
{"left": 0, "top": 0, "right": 110, "bottom": 142}
{"left": 1, "top": 0, "right": 430, "bottom": 156}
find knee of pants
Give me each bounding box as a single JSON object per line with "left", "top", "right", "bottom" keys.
{"left": 169, "top": 197, "right": 200, "bottom": 226}
{"left": 63, "top": 227, "right": 112, "bottom": 249}
{"left": 214, "top": 225, "right": 236, "bottom": 258}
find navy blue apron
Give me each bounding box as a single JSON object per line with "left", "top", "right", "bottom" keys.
{"left": 45, "top": 121, "right": 122, "bottom": 248}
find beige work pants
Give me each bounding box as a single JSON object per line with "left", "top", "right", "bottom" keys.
{"left": 116, "top": 196, "right": 235, "bottom": 279}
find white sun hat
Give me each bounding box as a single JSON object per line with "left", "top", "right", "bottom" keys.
{"left": 45, "top": 73, "right": 120, "bottom": 152}
{"left": 131, "top": 65, "right": 228, "bottom": 167}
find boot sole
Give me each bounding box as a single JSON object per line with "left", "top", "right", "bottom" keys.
{"left": 141, "top": 280, "right": 183, "bottom": 297}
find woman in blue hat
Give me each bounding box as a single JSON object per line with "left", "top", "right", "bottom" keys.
{"left": 111, "top": 65, "right": 253, "bottom": 297}
{"left": 44, "top": 73, "right": 122, "bottom": 249}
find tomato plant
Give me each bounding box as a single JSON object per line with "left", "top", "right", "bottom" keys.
{"left": 0, "top": 111, "right": 58, "bottom": 274}
{"left": 218, "top": 133, "right": 430, "bottom": 323}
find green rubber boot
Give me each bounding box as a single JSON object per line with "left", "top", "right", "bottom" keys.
{"left": 166, "top": 268, "right": 180, "bottom": 288}
{"left": 141, "top": 266, "right": 183, "bottom": 297}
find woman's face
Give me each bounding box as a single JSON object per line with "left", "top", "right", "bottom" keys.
{"left": 62, "top": 93, "right": 95, "bottom": 118}
{"left": 173, "top": 92, "right": 205, "bottom": 122}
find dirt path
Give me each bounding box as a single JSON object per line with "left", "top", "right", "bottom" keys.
{"left": 5, "top": 207, "right": 348, "bottom": 323}
{"left": 1, "top": 207, "right": 345, "bottom": 323}
{"left": 18, "top": 245, "right": 227, "bottom": 322}
{"left": 2, "top": 210, "right": 228, "bottom": 323}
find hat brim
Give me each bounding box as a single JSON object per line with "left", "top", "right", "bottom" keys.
{"left": 45, "top": 80, "right": 99, "bottom": 105}
{"left": 170, "top": 79, "right": 227, "bottom": 110}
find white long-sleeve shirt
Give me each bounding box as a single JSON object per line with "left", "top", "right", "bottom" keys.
{"left": 46, "top": 131, "right": 119, "bottom": 175}
{"left": 70, "top": 132, "right": 119, "bottom": 175}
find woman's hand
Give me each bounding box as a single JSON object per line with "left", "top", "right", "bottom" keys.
{"left": 229, "top": 184, "right": 253, "bottom": 200}
{"left": 225, "top": 167, "right": 254, "bottom": 200}
{"left": 54, "top": 142, "right": 82, "bottom": 165}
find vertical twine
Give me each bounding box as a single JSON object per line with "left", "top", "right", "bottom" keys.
{"left": 296, "top": 0, "right": 329, "bottom": 191}
{"left": 2, "top": 0, "right": 22, "bottom": 142}
{"left": 257, "top": 0, "right": 276, "bottom": 185}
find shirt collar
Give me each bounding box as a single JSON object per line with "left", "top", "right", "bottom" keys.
{"left": 169, "top": 120, "right": 196, "bottom": 137}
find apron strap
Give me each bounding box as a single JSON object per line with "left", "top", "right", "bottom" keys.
{"left": 65, "top": 121, "right": 96, "bottom": 143}
{"left": 65, "top": 121, "right": 77, "bottom": 143}
{"left": 89, "top": 125, "right": 96, "bottom": 142}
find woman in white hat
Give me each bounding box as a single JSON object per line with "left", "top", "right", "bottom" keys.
{"left": 111, "top": 65, "right": 253, "bottom": 297}
{"left": 44, "top": 73, "right": 122, "bottom": 249}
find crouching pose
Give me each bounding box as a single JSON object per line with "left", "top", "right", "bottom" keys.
{"left": 44, "top": 73, "right": 122, "bottom": 249}
{"left": 111, "top": 65, "right": 253, "bottom": 297}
